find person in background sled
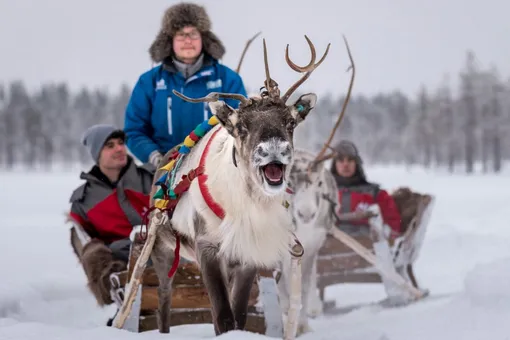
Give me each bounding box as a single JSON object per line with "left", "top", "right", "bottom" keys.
{"left": 68, "top": 124, "right": 155, "bottom": 307}
{"left": 330, "top": 140, "right": 402, "bottom": 240}
{"left": 124, "top": 2, "right": 247, "bottom": 167}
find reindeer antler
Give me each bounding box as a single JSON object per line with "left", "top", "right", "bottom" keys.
{"left": 261, "top": 38, "right": 280, "bottom": 98}
{"left": 236, "top": 31, "right": 262, "bottom": 74}
{"left": 281, "top": 35, "right": 331, "bottom": 104}
{"left": 172, "top": 90, "right": 252, "bottom": 107}
{"left": 308, "top": 35, "right": 356, "bottom": 172}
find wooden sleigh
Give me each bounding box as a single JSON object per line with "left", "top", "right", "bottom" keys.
{"left": 68, "top": 221, "right": 284, "bottom": 336}
{"left": 316, "top": 187, "right": 435, "bottom": 309}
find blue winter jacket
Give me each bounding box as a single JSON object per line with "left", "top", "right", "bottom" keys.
{"left": 124, "top": 57, "right": 247, "bottom": 163}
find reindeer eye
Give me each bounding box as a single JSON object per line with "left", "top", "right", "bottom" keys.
{"left": 318, "top": 181, "right": 323, "bottom": 187}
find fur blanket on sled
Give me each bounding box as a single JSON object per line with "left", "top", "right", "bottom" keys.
{"left": 70, "top": 228, "right": 127, "bottom": 306}
{"left": 391, "top": 187, "right": 432, "bottom": 234}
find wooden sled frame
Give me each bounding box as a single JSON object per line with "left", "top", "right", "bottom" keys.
{"left": 68, "top": 221, "right": 284, "bottom": 336}
{"left": 316, "top": 188, "right": 435, "bottom": 307}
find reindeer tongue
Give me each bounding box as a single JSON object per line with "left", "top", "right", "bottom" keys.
{"left": 264, "top": 164, "right": 283, "bottom": 182}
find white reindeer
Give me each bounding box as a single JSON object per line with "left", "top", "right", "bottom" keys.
{"left": 277, "top": 36, "right": 356, "bottom": 335}
{"left": 277, "top": 149, "right": 339, "bottom": 333}
{"left": 117, "top": 37, "right": 331, "bottom": 337}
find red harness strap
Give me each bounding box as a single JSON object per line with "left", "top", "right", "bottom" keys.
{"left": 197, "top": 127, "right": 226, "bottom": 219}
{"left": 167, "top": 230, "right": 181, "bottom": 278}
{"left": 173, "top": 166, "right": 205, "bottom": 195}
{"left": 165, "top": 128, "right": 223, "bottom": 278}
{"left": 195, "top": 127, "right": 294, "bottom": 218}
{"left": 164, "top": 167, "right": 205, "bottom": 278}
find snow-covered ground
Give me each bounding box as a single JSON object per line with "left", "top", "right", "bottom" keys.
{"left": 1, "top": 165, "right": 510, "bottom": 339}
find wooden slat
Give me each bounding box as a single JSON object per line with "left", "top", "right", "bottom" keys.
{"left": 115, "top": 269, "right": 159, "bottom": 287}
{"left": 115, "top": 263, "right": 206, "bottom": 288}
{"left": 141, "top": 285, "right": 209, "bottom": 310}
{"left": 319, "top": 233, "right": 374, "bottom": 255}
{"left": 317, "top": 231, "right": 380, "bottom": 286}
{"left": 139, "top": 309, "right": 266, "bottom": 334}
{"left": 140, "top": 279, "right": 261, "bottom": 311}
{"left": 245, "top": 313, "right": 266, "bottom": 335}
{"left": 173, "top": 263, "right": 206, "bottom": 286}
{"left": 317, "top": 253, "right": 372, "bottom": 273}
{"left": 318, "top": 272, "right": 382, "bottom": 287}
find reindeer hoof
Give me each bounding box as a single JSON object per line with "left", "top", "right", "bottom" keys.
{"left": 156, "top": 310, "right": 170, "bottom": 333}
{"left": 307, "top": 297, "right": 324, "bottom": 318}
{"left": 297, "top": 321, "right": 313, "bottom": 336}
{"left": 215, "top": 309, "right": 235, "bottom": 335}
{"left": 307, "top": 306, "right": 322, "bottom": 318}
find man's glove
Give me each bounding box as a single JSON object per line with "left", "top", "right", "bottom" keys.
{"left": 149, "top": 150, "right": 163, "bottom": 167}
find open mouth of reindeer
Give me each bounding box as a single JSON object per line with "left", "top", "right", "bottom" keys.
{"left": 260, "top": 161, "right": 286, "bottom": 186}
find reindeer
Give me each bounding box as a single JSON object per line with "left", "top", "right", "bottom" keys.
{"left": 277, "top": 149, "right": 338, "bottom": 333}
{"left": 131, "top": 36, "right": 331, "bottom": 337}
{"left": 276, "top": 36, "right": 356, "bottom": 334}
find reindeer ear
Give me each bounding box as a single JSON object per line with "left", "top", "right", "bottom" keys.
{"left": 209, "top": 101, "right": 240, "bottom": 137}
{"left": 289, "top": 93, "right": 317, "bottom": 124}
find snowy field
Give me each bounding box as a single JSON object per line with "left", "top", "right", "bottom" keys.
{"left": 1, "top": 164, "right": 510, "bottom": 340}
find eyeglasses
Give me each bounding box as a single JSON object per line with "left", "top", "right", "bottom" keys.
{"left": 174, "top": 31, "right": 201, "bottom": 41}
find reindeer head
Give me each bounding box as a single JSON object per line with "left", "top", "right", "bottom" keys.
{"left": 173, "top": 36, "right": 330, "bottom": 197}
{"left": 288, "top": 35, "right": 356, "bottom": 225}
{"left": 290, "top": 150, "right": 338, "bottom": 224}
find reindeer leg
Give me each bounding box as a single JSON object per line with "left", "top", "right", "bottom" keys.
{"left": 229, "top": 264, "right": 257, "bottom": 330}
{"left": 277, "top": 256, "right": 291, "bottom": 319}
{"left": 307, "top": 254, "right": 323, "bottom": 318}
{"left": 196, "top": 238, "right": 235, "bottom": 335}
{"left": 296, "top": 251, "right": 315, "bottom": 335}
{"left": 150, "top": 229, "right": 176, "bottom": 333}
{"left": 407, "top": 264, "right": 419, "bottom": 288}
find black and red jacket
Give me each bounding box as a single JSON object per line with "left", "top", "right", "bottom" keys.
{"left": 336, "top": 184, "right": 402, "bottom": 236}
{"left": 69, "top": 157, "right": 155, "bottom": 244}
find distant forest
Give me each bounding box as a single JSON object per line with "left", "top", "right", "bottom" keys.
{"left": 1, "top": 51, "right": 507, "bottom": 173}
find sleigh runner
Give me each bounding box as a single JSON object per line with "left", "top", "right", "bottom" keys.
{"left": 316, "top": 187, "right": 435, "bottom": 311}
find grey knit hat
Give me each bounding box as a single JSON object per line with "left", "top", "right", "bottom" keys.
{"left": 330, "top": 139, "right": 367, "bottom": 182}
{"left": 333, "top": 140, "right": 362, "bottom": 162}
{"left": 81, "top": 124, "right": 126, "bottom": 163}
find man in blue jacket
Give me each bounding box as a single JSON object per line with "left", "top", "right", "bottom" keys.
{"left": 124, "top": 2, "right": 247, "bottom": 166}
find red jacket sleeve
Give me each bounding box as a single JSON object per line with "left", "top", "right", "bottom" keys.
{"left": 376, "top": 190, "right": 402, "bottom": 236}
{"left": 69, "top": 203, "right": 100, "bottom": 239}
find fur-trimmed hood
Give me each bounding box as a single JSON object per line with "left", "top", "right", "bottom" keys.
{"left": 149, "top": 3, "right": 226, "bottom": 63}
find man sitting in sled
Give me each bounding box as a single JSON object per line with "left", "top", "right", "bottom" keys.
{"left": 329, "top": 139, "right": 402, "bottom": 240}
{"left": 329, "top": 140, "right": 428, "bottom": 304}
{"left": 68, "top": 124, "right": 155, "bottom": 307}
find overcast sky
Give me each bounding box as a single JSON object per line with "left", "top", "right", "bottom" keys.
{"left": 1, "top": 0, "right": 508, "bottom": 99}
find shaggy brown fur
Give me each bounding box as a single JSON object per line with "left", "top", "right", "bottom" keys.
{"left": 149, "top": 3, "right": 225, "bottom": 63}
{"left": 391, "top": 187, "right": 430, "bottom": 233}
{"left": 80, "top": 239, "right": 127, "bottom": 306}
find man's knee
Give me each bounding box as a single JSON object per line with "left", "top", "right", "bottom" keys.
{"left": 108, "top": 237, "right": 155, "bottom": 266}
{"left": 108, "top": 238, "right": 132, "bottom": 263}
